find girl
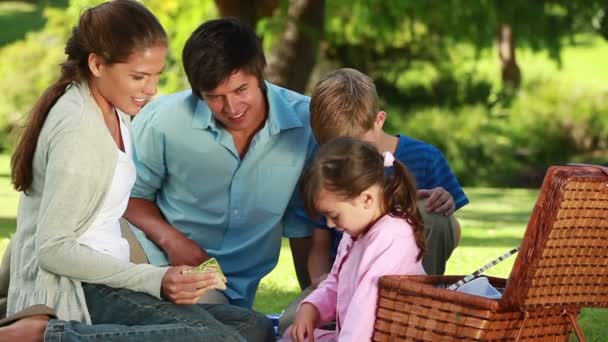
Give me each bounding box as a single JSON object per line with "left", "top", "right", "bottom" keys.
{"left": 288, "top": 137, "right": 427, "bottom": 342}
{"left": 0, "top": 1, "right": 271, "bottom": 341}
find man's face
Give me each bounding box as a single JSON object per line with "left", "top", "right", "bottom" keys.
{"left": 201, "top": 69, "right": 267, "bottom": 135}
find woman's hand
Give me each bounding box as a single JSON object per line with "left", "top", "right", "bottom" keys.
{"left": 291, "top": 302, "right": 320, "bottom": 342}
{"left": 160, "top": 266, "right": 217, "bottom": 304}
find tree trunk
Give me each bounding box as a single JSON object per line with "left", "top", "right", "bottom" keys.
{"left": 498, "top": 24, "right": 521, "bottom": 90}
{"left": 214, "top": 0, "right": 279, "bottom": 28}
{"left": 214, "top": 0, "right": 325, "bottom": 93}
{"left": 265, "top": 0, "right": 325, "bottom": 93}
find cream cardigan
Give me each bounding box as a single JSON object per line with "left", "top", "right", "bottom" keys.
{"left": 0, "top": 82, "right": 167, "bottom": 323}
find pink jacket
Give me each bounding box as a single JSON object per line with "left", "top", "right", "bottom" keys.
{"left": 303, "top": 214, "right": 425, "bottom": 341}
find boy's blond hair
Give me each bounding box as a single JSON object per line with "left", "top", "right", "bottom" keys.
{"left": 310, "top": 68, "right": 379, "bottom": 144}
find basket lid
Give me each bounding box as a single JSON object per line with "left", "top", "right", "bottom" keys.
{"left": 502, "top": 164, "right": 608, "bottom": 310}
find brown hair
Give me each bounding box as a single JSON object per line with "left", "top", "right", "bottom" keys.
{"left": 183, "top": 18, "right": 267, "bottom": 95}
{"left": 310, "top": 68, "right": 379, "bottom": 145}
{"left": 301, "top": 137, "right": 426, "bottom": 260}
{"left": 11, "top": 0, "right": 167, "bottom": 193}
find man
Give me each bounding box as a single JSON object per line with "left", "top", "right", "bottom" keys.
{"left": 124, "top": 18, "right": 315, "bottom": 308}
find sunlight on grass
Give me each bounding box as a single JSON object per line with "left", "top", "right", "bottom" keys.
{"left": 0, "top": 1, "right": 35, "bottom": 13}
{"left": 253, "top": 241, "right": 301, "bottom": 313}
{"left": 463, "top": 35, "right": 608, "bottom": 92}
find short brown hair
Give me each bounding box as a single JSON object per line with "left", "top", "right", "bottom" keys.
{"left": 310, "top": 68, "right": 379, "bottom": 144}
{"left": 183, "top": 18, "right": 266, "bottom": 95}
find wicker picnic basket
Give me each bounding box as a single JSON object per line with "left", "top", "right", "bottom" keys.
{"left": 373, "top": 164, "right": 608, "bottom": 341}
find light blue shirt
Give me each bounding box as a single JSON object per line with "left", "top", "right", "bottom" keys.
{"left": 130, "top": 82, "right": 316, "bottom": 307}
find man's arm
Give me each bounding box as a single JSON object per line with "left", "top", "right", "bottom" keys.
{"left": 307, "top": 229, "right": 333, "bottom": 288}
{"left": 289, "top": 237, "right": 312, "bottom": 290}
{"left": 124, "top": 198, "right": 208, "bottom": 267}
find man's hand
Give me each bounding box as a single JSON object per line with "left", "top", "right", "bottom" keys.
{"left": 161, "top": 266, "right": 217, "bottom": 304}
{"left": 291, "top": 303, "right": 320, "bottom": 342}
{"left": 418, "top": 187, "right": 455, "bottom": 216}
{"left": 163, "top": 231, "right": 209, "bottom": 267}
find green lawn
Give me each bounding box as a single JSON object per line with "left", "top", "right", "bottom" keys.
{"left": 0, "top": 155, "right": 606, "bottom": 339}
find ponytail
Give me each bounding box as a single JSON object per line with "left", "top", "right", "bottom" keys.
{"left": 384, "top": 160, "right": 426, "bottom": 260}
{"left": 11, "top": 0, "right": 166, "bottom": 194}
{"left": 11, "top": 57, "right": 83, "bottom": 193}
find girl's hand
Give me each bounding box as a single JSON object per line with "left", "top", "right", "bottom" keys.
{"left": 291, "top": 303, "right": 320, "bottom": 342}
{"left": 161, "top": 266, "right": 217, "bottom": 304}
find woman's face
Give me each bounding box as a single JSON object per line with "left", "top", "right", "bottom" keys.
{"left": 89, "top": 44, "right": 167, "bottom": 116}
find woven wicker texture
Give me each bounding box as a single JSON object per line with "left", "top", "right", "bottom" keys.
{"left": 373, "top": 165, "right": 608, "bottom": 341}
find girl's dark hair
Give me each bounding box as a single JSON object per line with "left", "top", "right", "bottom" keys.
{"left": 301, "top": 137, "right": 426, "bottom": 260}
{"left": 11, "top": 0, "right": 167, "bottom": 193}
{"left": 182, "top": 17, "right": 266, "bottom": 95}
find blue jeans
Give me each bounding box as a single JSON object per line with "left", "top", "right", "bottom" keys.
{"left": 43, "top": 284, "right": 274, "bottom": 341}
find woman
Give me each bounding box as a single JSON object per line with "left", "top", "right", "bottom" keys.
{"left": 0, "top": 1, "right": 272, "bottom": 341}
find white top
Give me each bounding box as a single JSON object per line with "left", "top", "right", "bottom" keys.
{"left": 77, "top": 113, "right": 135, "bottom": 262}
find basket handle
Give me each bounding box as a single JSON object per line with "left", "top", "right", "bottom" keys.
{"left": 563, "top": 309, "right": 586, "bottom": 342}
{"left": 566, "top": 163, "right": 608, "bottom": 177}
{"left": 515, "top": 309, "right": 585, "bottom": 341}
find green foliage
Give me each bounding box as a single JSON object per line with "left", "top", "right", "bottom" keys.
{"left": 145, "top": 0, "right": 218, "bottom": 94}
{"left": 322, "top": 0, "right": 606, "bottom": 94}
{"left": 0, "top": 1, "right": 68, "bottom": 46}
{"left": 390, "top": 78, "right": 608, "bottom": 187}
{"left": 0, "top": 0, "right": 218, "bottom": 152}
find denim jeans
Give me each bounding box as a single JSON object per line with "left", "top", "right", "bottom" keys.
{"left": 43, "top": 283, "right": 274, "bottom": 341}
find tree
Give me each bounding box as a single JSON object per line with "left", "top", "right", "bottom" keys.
{"left": 215, "top": 0, "right": 325, "bottom": 93}
{"left": 498, "top": 24, "right": 521, "bottom": 90}
{"left": 251, "top": 1, "right": 607, "bottom": 94}
{"left": 214, "top": 0, "right": 277, "bottom": 28}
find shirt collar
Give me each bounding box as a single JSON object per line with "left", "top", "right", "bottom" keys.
{"left": 191, "top": 81, "right": 304, "bottom": 134}
{"left": 265, "top": 81, "right": 304, "bottom": 135}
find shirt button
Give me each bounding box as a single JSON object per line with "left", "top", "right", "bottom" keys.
{"left": 233, "top": 209, "right": 239, "bottom": 216}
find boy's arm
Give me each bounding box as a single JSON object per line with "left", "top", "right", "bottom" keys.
{"left": 308, "top": 228, "right": 333, "bottom": 287}
{"left": 289, "top": 237, "right": 312, "bottom": 290}
{"left": 419, "top": 147, "right": 469, "bottom": 215}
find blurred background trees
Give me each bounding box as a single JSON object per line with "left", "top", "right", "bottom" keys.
{"left": 1, "top": 0, "right": 607, "bottom": 186}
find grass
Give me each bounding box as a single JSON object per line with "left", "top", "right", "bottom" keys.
{"left": 0, "top": 154, "right": 606, "bottom": 339}
{"left": 454, "top": 34, "right": 608, "bottom": 89}
{"left": 0, "top": 0, "right": 68, "bottom": 48}
{"left": 252, "top": 186, "right": 608, "bottom": 340}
